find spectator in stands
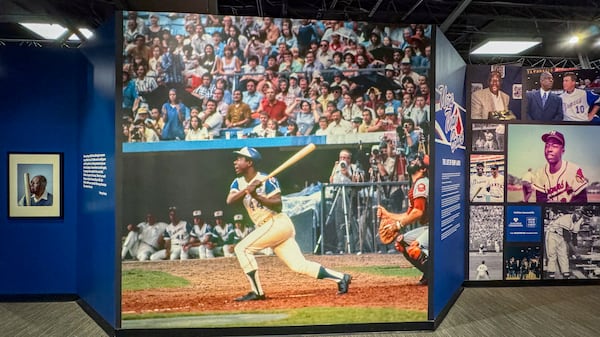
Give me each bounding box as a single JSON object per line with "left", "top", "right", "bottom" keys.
{"left": 191, "top": 72, "right": 215, "bottom": 108}
{"left": 286, "top": 98, "right": 320, "bottom": 136}
{"left": 266, "top": 118, "right": 284, "bottom": 137}
{"left": 359, "top": 109, "right": 374, "bottom": 133}
{"left": 185, "top": 115, "right": 206, "bottom": 140}
{"left": 225, "top": 90, "right": 252, "bottom": 129}
{"left": 198, "top": 44, "right": 217, "bottom": 74}
{"left": 191, "top": 24, "right": 211, "bottom": 57}
{"left": 242, "top": 79, "right": 263, "bottom": 117}
{"left": 341, "top": 93, "right": 361, "bottom": 121}
{"left": 199, "top": 98, "right": 223, "bottom": 138}
{"left": 134, "top": 64, "right": 158, "bottom": 106}
{"left": 212, "top": 87, "right": 230, "bottom": 119}
{"left": 214, "top": 46, "right": 241, "bottom": 87}
{"left": 285, "top": 121, "right": 300, "bottom": 136}
{"left": 161, "top": 39, "right": 185, "bottom": 88}
{"left": 252, "top": 112, "right": 270, "bottom": 137}
{"left": 277, "top": 19, "right": 298, "bottom": 50}
{"left": 326, "top": 109, "right": 352, "bottom": 135}
{"left": 260, "top": 17, "right": 281, "bottom": 45}
{"left": 161, "top": 88, "right": 187, "bottom": 140}
{"left": 314, "top": 116, "right": 329, "bottom": 135}
{"left": 256, "top": 86, "right": 288, "bottom": 126}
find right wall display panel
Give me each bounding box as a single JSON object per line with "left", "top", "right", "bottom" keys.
{"left": 467, "top": 66, "right": 600, "bottom": 281}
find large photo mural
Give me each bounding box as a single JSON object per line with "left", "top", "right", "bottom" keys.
{"left": 117, "top": 11, "right": 433, "bottom": 331}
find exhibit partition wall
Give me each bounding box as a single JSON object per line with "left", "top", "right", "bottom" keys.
{"left": 466, "top": 65, "right": 600, "bottom": 283}
{"left": 116, "top": 10, "right": 436, "bottom": 334}
{"left": 432, "top": 27, "right": 466, "bottom": 319}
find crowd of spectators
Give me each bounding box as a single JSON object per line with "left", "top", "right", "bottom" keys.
{"left": 121, "top": 12, "right": 431, "bottom": 142}
{"left": 469, "top": 205, "right": 503, "bottom": 252}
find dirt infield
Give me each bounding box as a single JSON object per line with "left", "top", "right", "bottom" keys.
{"left": 122, "top": 253, "right": 427, "bottom": 315}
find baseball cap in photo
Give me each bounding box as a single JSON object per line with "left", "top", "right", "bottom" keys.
{"left": 234, "top": 214, "right": 243, "bottom": 221}
{"left": 233, "top": 146, "right": 262, "bottom": 161}
{"left": 541, "top": 130, "right": 565, "bottom": 146}
{"left": 192, "top": 210, "right": 202, "bottom": 217}
{"left": 214, "top": 210, "right": 223, "bottom": 218}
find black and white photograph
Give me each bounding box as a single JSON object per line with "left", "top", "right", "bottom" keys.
{"left": 469, "top": 205, "right": 504, "bottom": 281}
{"left": 469, "top": 154, "right": 505, "bottom": 203}
{"left": 543, "top": 205, "right": 600, "bottom": 280}
{"left": 471, "top": 123, "right": 504, "bottom": 152}
{"left": 504, "top": 243, "right": 542, "bottom": 281}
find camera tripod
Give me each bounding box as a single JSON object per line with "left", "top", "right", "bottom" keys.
{"left": 314, "top": 184, "right": 353, "bottom": 255}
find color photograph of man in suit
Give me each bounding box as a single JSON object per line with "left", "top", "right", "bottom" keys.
{"left": 526, "top": 71, "right": 563, "bottom": 121}
{"left": 471, "top": 70, "right": 510, "bottom": 119}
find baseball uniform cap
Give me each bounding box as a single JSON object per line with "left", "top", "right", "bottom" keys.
{"left": 233, "top": 147, "right": 262, "bottom": 161}
{"left": 541, "top": 130, "right": 565, "bottom": 146}
{"left": 192, "top": 210, "right": 202, "bottom": 217}
{"left": 214, "top": 210, "right": 223, "bottom": 218}
{"left": 234, "top": 214, "right": 243, "bottom": 221}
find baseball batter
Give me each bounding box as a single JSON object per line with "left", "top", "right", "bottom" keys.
{"left": 545, "top": 210, "right": 584, "bottom": 279}
{"left": 532, "top": 130, "right": 588, "bottom": 203}
{"left": 470, "top": 162, "right": 488, "bottom": 202}
{"left": 227, "top": 146, "right": 351, "bottom": 301}
{"left": 560, "top": 72, "right": 600, "bottom": 122}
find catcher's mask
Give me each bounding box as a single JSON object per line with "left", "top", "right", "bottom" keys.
{"left": 407, "top": 152, "right": 429, "bottom": 175}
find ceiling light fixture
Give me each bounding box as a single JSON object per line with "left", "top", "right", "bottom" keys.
{"left": 19, "top": 23, "right": 68, "bottom": 40}
{"left": 470, "top": 39, "right": 542, "bottom": 55}
{"left": 67, "top": 28, "right": 94, "bottom": 41}
{"left": 568, "top": 35, "right": 580, "bottom": 44}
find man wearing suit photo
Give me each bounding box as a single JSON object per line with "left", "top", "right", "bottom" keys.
{"left": 471, "top": 70, "right": 510, "bottom": 119}
{"left": 526, "top": 71, "right": 563, "bottom": 121}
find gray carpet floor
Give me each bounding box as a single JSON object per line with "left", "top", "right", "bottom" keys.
{"left": 2, "top": 286, "right": 600, "bottom": 337}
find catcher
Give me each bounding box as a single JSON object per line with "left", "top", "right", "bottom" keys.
{"left": 377, "top": 152, "right": 429, "bottom": 285}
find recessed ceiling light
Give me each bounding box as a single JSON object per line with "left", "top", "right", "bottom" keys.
{"left": 67, "top": 28, "right": 94, "bottom": 41}
{"left": 19, "top": 23, "right": 68, "bottom": 39}
{"left": 471, "top": 39, "right": 541, "bottom": 55}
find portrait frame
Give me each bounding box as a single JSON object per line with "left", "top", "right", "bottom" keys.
{"left": 7, "top": 152, "right": 63, "bottom": 219}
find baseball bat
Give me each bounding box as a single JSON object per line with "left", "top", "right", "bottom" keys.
{"left": 260, "top": 143, "right": 316, "bottom": 182}
{"left": 23, "top": 173, "right": 31, "bottom": 206}
{"left": 471, "top": 186, "right": 482, "bottom": 203}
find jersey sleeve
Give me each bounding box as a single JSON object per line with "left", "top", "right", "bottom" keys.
{"left": 587, "top": 90, "right": 600, "bottom": 107}
{"left": 230, "top": 178, "right": 240, "bottom": 193}
{"left": 263, "top": 176, "right": 281, "bottom": 197}
{"left": 413, "top": 178, "right": 429, "bottom": 199}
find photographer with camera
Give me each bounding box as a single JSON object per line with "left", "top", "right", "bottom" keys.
{"left": 327, "top": 149, "right": 364, "bottom": 254}
{"left": 369, "top": 137, "right": 406, "bottom": 212}
{"left": 400, "top": 118, "right": 420, "bottom": 157}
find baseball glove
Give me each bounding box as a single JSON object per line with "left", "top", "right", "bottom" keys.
{"left": 378, "top": 217, "right": 400, "bottom": 245}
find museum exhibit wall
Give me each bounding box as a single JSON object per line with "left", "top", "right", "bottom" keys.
{"left": 0, "top": 16, "right": 118, "bottom": 328}
{"left": 432, "top": 27, "right": 467, "bottom": 319}
{"left": 465, "top": 64, "right": 600, "bottom": 283}
{"left": 77, "top": 16, "right": 118, "bottom": 326}
{"left": 0, "top": 46, "right": 87, "bottom": 295}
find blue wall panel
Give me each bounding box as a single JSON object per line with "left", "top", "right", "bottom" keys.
{"left": 0, "top": 46, "right": 86, "bottom": 294}
{"left": 77, "top": 16, "right": 118, "bottom": 327}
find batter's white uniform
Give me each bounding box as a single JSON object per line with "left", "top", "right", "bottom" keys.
{"left": 486, "top": 174, "right": 504, "bottom": 203}
{"left": 470, "top": 173, "right": 488, "bottom": 202}
{"left": 475, "top": 263, "right": 489, "bottom": 280}
{"left": 230, "top": 172, "right": 321, "bottom": 278}
{"left": 545, "top": 214, "right": 583, "bottom": 275}
{"left": 532, "top": 160, "right": 588, "bottom": 202}
{"left": 560, "top": 88, "right": 600, "bottom": 121}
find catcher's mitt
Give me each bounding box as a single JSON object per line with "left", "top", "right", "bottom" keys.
{"left": 378, "top": 217, "right": 400, "bottom": 245}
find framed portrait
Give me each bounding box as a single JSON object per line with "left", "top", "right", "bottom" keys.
{"left": 7, "top": 153, "right": 63, "bottom": 219}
